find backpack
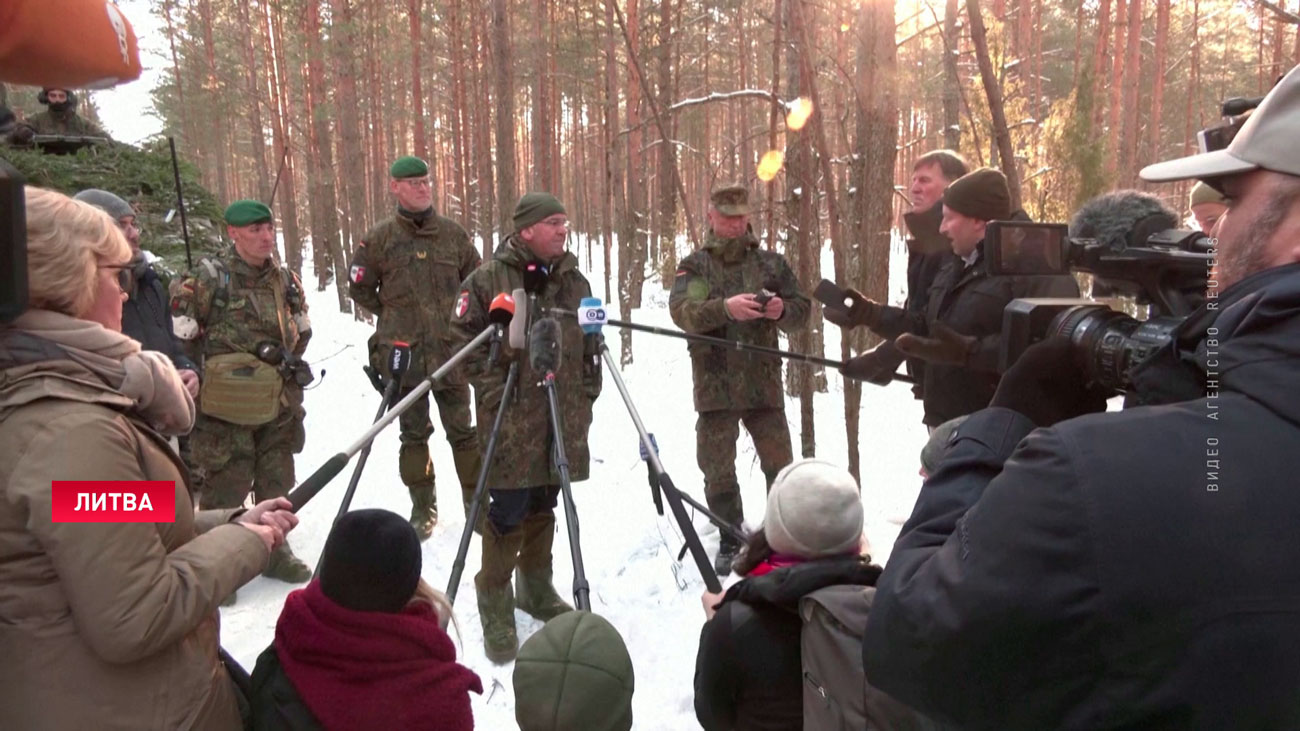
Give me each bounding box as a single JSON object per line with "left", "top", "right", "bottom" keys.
{"left": 800, "top": 585, "right": 943, "bottom": 731}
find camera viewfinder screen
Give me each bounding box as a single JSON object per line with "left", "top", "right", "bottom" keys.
{"left": 997, "top": 223, "right": 1067, "bottom": 275}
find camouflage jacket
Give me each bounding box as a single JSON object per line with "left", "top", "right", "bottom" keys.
{"left": 347, "top": 208, "right": 480, "bottom": 384}
{"left": 26, "top": 109, "right": 108, "bottom": 138}
{"left": 449, "top": 237, "right": 600, "bottom": 489}
{"left": 669, "top": 230, "right": 810, "bottom": 413}
{"left": 169, "top": 253, "right": 312, "bottom": 404}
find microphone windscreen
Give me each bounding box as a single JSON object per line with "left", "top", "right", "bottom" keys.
{"left": 528, "top": 317, "right": 563, "bottom": 374}
{"left": 1068, "top": 191, "right": 1179, "bottom": 251}
{"left": 488, "top": 292, "right": 516, "bottom": 326}
{"left": 508, "top": 288, "right": 528, "bottom": 349}
{"left": 577, "top": 296, "right": 606, "bottom": 335}
{"left": 522, "top": 261, "right": 549, "bottom": 295}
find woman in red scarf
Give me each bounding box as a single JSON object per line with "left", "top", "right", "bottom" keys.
{"left": 250, "top": 509, "right": 482, "bottom": 730}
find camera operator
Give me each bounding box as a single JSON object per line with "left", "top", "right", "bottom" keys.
{"left": 828, "top": 168, "right": 1079, "bottom": 429}
{"left": 668, "top": 184, "right": 810, "bottom": 576}
{"left": 861, "top": 65, "right": 1300, "bottom": 728}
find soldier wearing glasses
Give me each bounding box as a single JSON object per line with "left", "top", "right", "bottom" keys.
{"left": 347, "top": 156, "right": 483, "bottom": 539}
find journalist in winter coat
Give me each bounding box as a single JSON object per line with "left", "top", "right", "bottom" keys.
{"left": 863, "top": 68, "right": 1300, "bottom": 729}
{"left": 0, "top": 188, "right": 295, "bottom": 730}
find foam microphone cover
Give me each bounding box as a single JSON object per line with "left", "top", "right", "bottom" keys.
{"left": 508, "top": 288, "right": 528, "bottom": 349}
{"left": 1068, "top": 191, "right": 1179, "bottom": 251}
{"left": 528, "top": 317, "right": 563, "bottom": 374}
{"left": 488, "top": 292, "right": 516, "bottom": 326}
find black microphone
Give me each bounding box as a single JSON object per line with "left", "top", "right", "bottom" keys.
{"left": 487, "top": 292, "right": 516, "bottom": 365}
{"left": 522, "top": 261, "right": 549, "bottom": 295}
{"left": 528, "top": 317, "right": 563, "bottom": 375}
{"left": 1068, "top": 190, "right": 1180, "bottom": 252}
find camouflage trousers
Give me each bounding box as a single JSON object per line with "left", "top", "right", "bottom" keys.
{"left": 696, "top": 408, "right": 794, "bottom": 527}
{"left": 397, "top": 382, "right": 480, "bottom": 490}
{"left": 189, "top": 405, "right": 306, "bottom": 510}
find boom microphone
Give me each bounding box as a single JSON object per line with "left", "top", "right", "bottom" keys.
{"left": 487, "top": 292, "right": 515, "bottom": 365}
{"left": 508, "top": 287, "right": 528, "bottom": 350}
{"left": 528, "top": 317, "right": 563, "bottom": 375}
{"left": 578, "top": 297, "right": 605, "bottom": 378}
{"left": 1068, "top": 190, "right": 1180, "bottom": 252}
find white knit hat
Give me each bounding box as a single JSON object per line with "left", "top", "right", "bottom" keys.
{"left": 763, "top": 458, "right": 866, "bottom": 559}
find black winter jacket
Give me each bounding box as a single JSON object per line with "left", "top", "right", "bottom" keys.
{"left": 694, "top": 557, "right": 881, "bottom": 731}
{"left": 863, "top": 263, "right": 1300, "bottom": 729}
{"left": 875, "top": 243, "right": 1079, "bottom": 426}
{"left": 122, "top": 260, "right": 197, "bottom": 373}
{"left": 249, "top": 645, "right": 322, "bottom": 731}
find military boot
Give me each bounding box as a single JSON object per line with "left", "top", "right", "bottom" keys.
{"left": 514, "top": 512, "right": 574, "bottom": 621}
{"left": 409, "top": 484, "right": 438, "bottom": 540}
{"left": 263, "top": 542, "right": 312, "bottom": 583}
{"left": 452, "top": 447, "right": 488, "bottom": 535}
{"left": 476, "top": 525, "right": 523, "bottom": 663}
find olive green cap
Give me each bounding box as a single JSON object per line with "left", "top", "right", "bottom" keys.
{"left": 513, "top": 192, "right": 567, "bottom": 232}
{"left": 389, "top": 156, "right": 430, "bottom": 179}
{"left": 710, "top": 184, "right": 751, "bottom": 216}
{"left": 224, "top": 199, "right": 273, "bottom": 227}
{"left": 941, "top": 167, "right": 1011, "bottom": 222}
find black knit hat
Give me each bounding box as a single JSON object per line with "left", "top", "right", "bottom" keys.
{"left": 318, "top": 509, "right": 422, "bottom": 613}
{"left": 942, "top": 167, "right": 1012, "bottom": 222}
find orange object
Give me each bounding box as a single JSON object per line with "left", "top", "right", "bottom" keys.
{"left": 0, "top": 0, "right": 141, "bottom": 89}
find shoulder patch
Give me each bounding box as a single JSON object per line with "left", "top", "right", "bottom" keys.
{"left": 454, "top": 290, "right": 470, "bottom": 319}
{"left": 350, "top": 264, "right": 366, "bottom": 283}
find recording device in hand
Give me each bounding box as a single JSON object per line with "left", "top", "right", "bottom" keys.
{"left": 578, "top": 297, "right": 605, "bottom": 378}
{"left": 487, "top": 292, "right": 516, "bottom": 365}
{"left": 528, "top": 317, "right": 563, "bottom": 375}
{"left": 255, "top": 340, "right": 315, "bottom": 387}
{"left": 388, "top": 341, "right": 412, "bottom": 381}
{"left": 985, "top": 190, "right": 1212, "bottom": 393}
{"left": 0, "top": 160, "right": 26, "bottom": 323}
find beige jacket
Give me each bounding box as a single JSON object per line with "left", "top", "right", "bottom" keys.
{"left": 0, "top": 345, "right": 270, "bottom": 730}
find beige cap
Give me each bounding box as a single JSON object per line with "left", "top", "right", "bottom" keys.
{"left": 1141, "top": 65, "right": 1300, "bottom": 184}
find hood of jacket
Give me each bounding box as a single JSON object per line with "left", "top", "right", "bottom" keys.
{"left": 1210, "top": 262, "right": 1300, "bottom": 426}
{"left": 513, "top": 611, "right": 635, "bottom": 731}
{"left": 725, "top": 556, "right": 882, "bottom": 614}
{"left": 0, "top": 329, "right": 132, "bottom": 421}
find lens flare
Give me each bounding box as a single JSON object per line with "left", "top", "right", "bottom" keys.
{"left": 786, "top": 97, "right": 814, "bottom": 131}
{"left": 756, "top": 150, "right": 785, "bottom": 181}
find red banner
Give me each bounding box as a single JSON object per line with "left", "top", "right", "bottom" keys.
{"left": 51, "top": 481, "right": 175, "bottom": 523}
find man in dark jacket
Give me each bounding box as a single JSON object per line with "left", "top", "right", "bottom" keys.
{"left": 862, "top": 66, "right": 1300, "bottom": 729}
{"left": 449, "top": 193, "right": 600, "bottom": 663}
{"left": 669, "top": 184, "right": 810, "bottom": 575}
{"left": 830, "top": 167, "right": 1079, "bottom": 428}
{"left": 74, "top": 188, "right": 199, "bottom": 397}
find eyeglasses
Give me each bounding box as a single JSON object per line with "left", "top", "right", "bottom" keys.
{"left": 540, "top": 217, "right": 569, "bottom": 229}
{"left": 400, "top": 178, "right": 432, "bottom": 188}
{"left": 99, "top": 263, "right": 131, "bottom": 293}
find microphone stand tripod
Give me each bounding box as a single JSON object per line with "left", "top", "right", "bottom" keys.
{"left": 539, "top": 366, "right": 591, "bottom": 611}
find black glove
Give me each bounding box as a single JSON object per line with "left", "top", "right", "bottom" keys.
{"left": 841, "top": 342, "right": 905, "bottom": 386}
{"left": 990, "top": 336, "right": 1111, "bottom": 427}
{"left": 822, "top": 287, "right": 882, "bottom": 330}
{"left": 362, "top": 364, "right": 386, "bottom": 395}
{"left": 895, "top": 322, "right": 977, "bottom": 366}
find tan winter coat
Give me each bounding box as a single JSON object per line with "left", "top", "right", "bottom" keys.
{"left": 0, "top": 346, "right": 269, "bottom": 730}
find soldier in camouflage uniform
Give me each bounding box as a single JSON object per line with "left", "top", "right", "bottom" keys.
{"left": 26, "top": 88, "right": 109, "bottom": 138}
{"left": 449, "top": 192, "right": 601, "bottom": 663}
{"left": 347, "top": 156, "right": 483, "bottom": 539}
{"left": 668, "top": 184, "right": 810, "bottom": 576}
{"left": 170, "top": 200, "right": 313, "bottom": 587}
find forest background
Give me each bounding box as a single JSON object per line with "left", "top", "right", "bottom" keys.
{"left": 4, "top": 0, "right": 1296, "bottom": 475}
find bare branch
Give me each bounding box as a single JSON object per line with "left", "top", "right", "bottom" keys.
{"left": 1255, "top": 0, "right": 1300, "bottom": 24}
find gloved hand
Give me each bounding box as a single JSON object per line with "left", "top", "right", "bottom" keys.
{"left": 822, "top": 287, "right": 882, "bottom": 330}
{"left": 990, "top": 336, "right": 1111, "bottom": 427}
{"left": 895, "top": 322, "right": 977, "bottom": 366}
{"left": 362, "top": 364, "right": 387, "bottom": 395}
{"left": 840, "top": 342, "right": 905, "bottom": 385}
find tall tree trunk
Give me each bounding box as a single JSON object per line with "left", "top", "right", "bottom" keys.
{"left": 532, "top": 0, "right": 553, "bottom": 191}
{"left": 1148, "top": 0, "right": 1169, "bottom": 168}
{"left": 197, "top": 0, "right": 229, "bottom": 202}
{"left": 304, "top": 0, "right": 349, "bottom": 310}
{"left": 471, "top": 10, "right": 497, "bottom": 255}
{"left": 1118, "top": 0, "right": 1143, "bottom": 185}
{"left": 603, "top": 0, "right": 622, "bottom": 305}
{"left": 237, "top": 0, "right": 270, "bottom": 203}
{"left": 764, "top": 0, "right": 784, "bottom": 250}
{"left": 1090, "top": 0, "right": 1112, "bottom": 129}
{"left": 1184, "top": 0, "right": 1200, "bottom": 154}
{"left": 330, "top": 0, "right": 367, "bottom": 258}
{"left": 492, "top": 0, "right": 518, "bottom": 231}
{"left": 617, "top": 0, "right": 647, "bottom": 366}
{"left": 448, "top": 0, "right": 471, "bottom": 226}
{"left": 408, "top": 0, "right": 427, "bottom": 159}
{"left": 161, "top": 0, "right": 189, "bottom": 146}
{"left": 266, "top": 0, "right": 303, "bottom": 275}
{"left": 967, "top": 0, "right": 1022, "bottom": 208}
{"left": 656, "top": 0, "right": 679, "bottom": 286}
{"left": 943, "top": 0, "right": 962, "bottom": 150}
{"left": 1106, "top": 0, "right": 1127, "bottom": 175}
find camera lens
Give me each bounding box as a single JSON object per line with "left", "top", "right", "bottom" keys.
{"left": 1050, "top": 307, "right": 1179, "bottom": 392}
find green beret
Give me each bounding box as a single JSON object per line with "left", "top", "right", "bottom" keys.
{"left": 224, "top": 199, "right": 273, "bottom": 227}
{"left": 710, "top": 184, "right": 751, "bottom": 215}
{"left": 513, "top": 192, "right": 566, "bottom": 232}
{"left": 942, "top": 167, "right": 1011, "bottom": 222}
{"left": 1189, "top": 181, "right": 1226, "bottom": 208}
{"left": 390, "top": 156, "right": 430, "bottom": 179}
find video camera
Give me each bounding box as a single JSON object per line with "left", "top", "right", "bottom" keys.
{"left": 255, "top": 340, "right": 315, "bottom": 388}
{"left": 987, "top": 210, "right": 1212, "bottom": 393}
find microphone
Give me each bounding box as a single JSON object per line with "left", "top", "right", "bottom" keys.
{"left": 522, "top": 261, "right": 549, "bottom": 295}
{"left": 578, "top": 296, "right": 606, "bottom": 378}
{"left": 487, "top": 293, "right": 515, "bottom": 365}
{"left": 1068, "top": 190, "right": 1180, "bottom": 252}
{"left": 508, "top": 287, "right": 528, "bottom": 350}
{"left": 528, "top": 317, "right": 563, "bottom": 375}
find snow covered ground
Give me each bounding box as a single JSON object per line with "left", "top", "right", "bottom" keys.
{"left": 219, "top": 233, "right": 928, "bottom": 730}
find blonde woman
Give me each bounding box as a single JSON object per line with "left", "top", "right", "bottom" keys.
{"left": 251, "top": 509, "right": 482, "bottom": 730}
{"left": 0, "top": 187, "right": 298, "bottom": 730}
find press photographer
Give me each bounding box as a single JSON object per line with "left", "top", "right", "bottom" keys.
{"left": 861, "top": 65, "right": 1300, "bottom": 728}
